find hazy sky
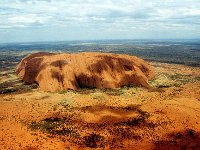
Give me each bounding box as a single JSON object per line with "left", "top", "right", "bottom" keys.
{"left": 0, "top": 0, "right": 200, "bottom": 43}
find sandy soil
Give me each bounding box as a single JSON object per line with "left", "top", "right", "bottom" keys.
{"left": 0, "top": 62, "right": 200, "bottom": 150}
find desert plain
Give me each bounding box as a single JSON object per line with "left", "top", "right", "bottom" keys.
{"left": 1, "top": 53, "right": 200, "bottom": 150}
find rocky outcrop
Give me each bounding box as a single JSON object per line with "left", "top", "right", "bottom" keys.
{"left": 16, "top": 52, "right": 154, "bottom": 92}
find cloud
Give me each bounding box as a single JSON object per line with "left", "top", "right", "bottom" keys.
{"left": 8, "top": 14, "right": 50, "bottom": 24}
{"left": 1, "top": 0, "right": 199, "bottom": 25}
{"left": 0, "top": 0, "right": 199, "bottom": 42}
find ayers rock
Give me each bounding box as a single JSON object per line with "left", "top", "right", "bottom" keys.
{"left": 16, "top": 52, "right": 155, "bottom": 92}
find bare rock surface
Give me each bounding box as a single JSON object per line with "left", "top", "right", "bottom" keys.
{"left": 16, "top": 52, "right": 154, "bottom": 92}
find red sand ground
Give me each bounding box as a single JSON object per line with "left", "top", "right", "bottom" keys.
{"left": 0, "top": 62, "right": 200, "bottom": 150}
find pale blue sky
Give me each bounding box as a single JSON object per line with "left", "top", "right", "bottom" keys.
{"left": 0, "top": 0, "right": 200, "bottom": 43}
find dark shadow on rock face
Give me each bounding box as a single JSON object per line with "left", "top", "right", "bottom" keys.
{"left": 74, "top": 55, "right": 153, "bottom": 91}
{"left": 154, "top": 129, "right": 200, "bottom": 150}
{"left": 16, "top": 52, "right": 56, "bottom": 84}
{"left": 51, "top": 71, "right": 65, "bottom": 87}
{"left": 22, "top": 57, "right": 44, "bottom": 83}
{"left": 50, "top": 60, "right": 68, "bottom": 69}
{"left": 93, "top": 55, "right": 152, "bottom": 78}
{"left": 75, "top": 73, "right": 97, "bottom": 89}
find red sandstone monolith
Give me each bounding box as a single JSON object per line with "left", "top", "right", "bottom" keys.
{"left": 16, "top": 52, "right": 154, "bottom": 92}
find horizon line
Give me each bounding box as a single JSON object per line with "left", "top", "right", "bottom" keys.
{"left": 0, "top": 38, "right": 200, "bottom": 45}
